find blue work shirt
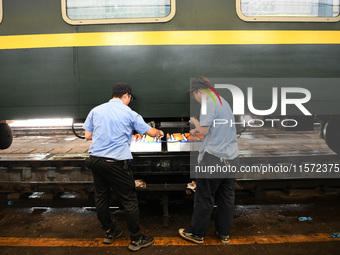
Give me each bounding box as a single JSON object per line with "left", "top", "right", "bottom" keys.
{"left": 198, "top": 95, "right": 239, "bottom": 164}
{"left": 83, "top": 99, "right": 151, "bottom": 160}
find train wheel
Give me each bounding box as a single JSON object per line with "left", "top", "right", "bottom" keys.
{"left": 0, "top": 123, "right": 13, "bottom": 150}
{"left": 324, "top": 121, "right": 340, "bottom": 154}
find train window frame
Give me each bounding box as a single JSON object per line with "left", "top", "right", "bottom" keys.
{"left": 236, "top": 0, "right": 340, "bottom": 22}
{"left": 0, "top": 0, "right": 3, "bottom": 24}
{"left": 61, "top": 0, "right": 176, "bottom": 25}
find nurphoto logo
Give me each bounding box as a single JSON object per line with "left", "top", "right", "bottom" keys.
{"left": 201, "top": 84, "right": 311, "bottom": 116}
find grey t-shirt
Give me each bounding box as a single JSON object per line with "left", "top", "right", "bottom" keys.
{"left": 198, "top": 95, "right": 239, "bottom": 164}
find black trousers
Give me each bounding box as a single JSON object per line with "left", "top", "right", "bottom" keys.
{"left": 189, "top": 153, "right": 238, "bottom": 237}
{"left": 86, "top": 156, "right": 141, "bottom": 240}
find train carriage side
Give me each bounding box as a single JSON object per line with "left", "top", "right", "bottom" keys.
{"left": 0, "top": 0, "right": 340, "bottom": 153}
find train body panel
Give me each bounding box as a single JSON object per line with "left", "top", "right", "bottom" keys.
{"left": 1, "top": 43, "right": 340, "bottom": 119}
{"left": 1, "top": 0, "right": 340, "bottom": 151}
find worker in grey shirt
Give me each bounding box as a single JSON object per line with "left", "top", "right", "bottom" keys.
{"left": 83, "top": 82, "right": 164, "bottom": 251}
{"left": 179, "top": 76, "right": 239, "bottom": 244}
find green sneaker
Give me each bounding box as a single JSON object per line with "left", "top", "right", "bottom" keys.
{"left": 103, "top": 229, "right": 123, "bottom": 244}
{"left": 128, "top": 234, "right": 154, "bottom": 251}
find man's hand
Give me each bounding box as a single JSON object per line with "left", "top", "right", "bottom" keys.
{"left": 190, "top": 128, "right": 197, "bottom": 136}
{"left": 146, "top": 128, "right": 164, "bottom": 139}
{"left": 189, "top": 116, "right": 210, "bottom": 136}
{"left": 156, "top": 130, "right": 164, "bottom": 139}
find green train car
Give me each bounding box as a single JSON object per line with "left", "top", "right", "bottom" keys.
{"left": 0, "top": 0, "right": 340, "bottom": 153}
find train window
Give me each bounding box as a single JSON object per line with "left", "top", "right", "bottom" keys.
{"left": 61, "top": 0, "right": 176, "bottom": 25}
{"left": 236, "top": 0, "right": 340, "bottom": 22}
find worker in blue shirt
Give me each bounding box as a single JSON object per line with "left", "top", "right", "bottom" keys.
{"left": 83, "top": 82, "right": 164, "bottom": 252}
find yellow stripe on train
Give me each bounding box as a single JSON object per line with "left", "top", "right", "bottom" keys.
{"left": 1, "top": 30, "right": 340, "bottom": 50}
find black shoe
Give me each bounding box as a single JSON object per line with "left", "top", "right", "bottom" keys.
{"left": 103, "top": 229, "right": 123, "bottom": 244}
{"left": 216, "top": 231, "right": 230, "bottom": 244}
{"left": 178, "top": 228, "right": 204, "bottom": 244}
{"left": 128, "top": 234, "right": 154, "bottom": 252}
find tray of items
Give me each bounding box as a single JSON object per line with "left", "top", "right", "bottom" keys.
{"left": 167, "top": 133, "right": 204, "bottom": 152}
{"left": 130, "top": 134, "right": 162, "bottom": 152}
